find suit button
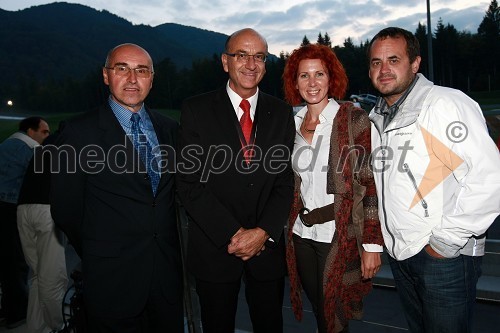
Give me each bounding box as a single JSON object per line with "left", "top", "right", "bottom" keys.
{"left": 144, "top": 175, "right": 149, "bottom": 180}
{"left": 248, "top": 183, "right": 254, "bottom": 187}
{"left": 152, "top": 201, "right": 156, "bottom": 207}
{"left": 154, "top": 233, "right": 158, "bottom": 238}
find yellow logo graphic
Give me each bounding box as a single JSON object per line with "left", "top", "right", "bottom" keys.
{"left": 409, "top": 127, "right": 464, "bottom": 209}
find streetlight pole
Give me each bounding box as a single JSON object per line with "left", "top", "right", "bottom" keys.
{"left": 426, "top": 0, "right": 434, "bottom": 81}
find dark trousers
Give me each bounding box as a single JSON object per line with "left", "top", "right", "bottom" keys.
{"left": 388, "top": 248, "right": 482, "bottom": 333}
{"left": 0, "top": 201, "right": 29, "bottom": 324}
{"left": 87, "top": 298, "right": 183, "bottom": 333}
{"left": 293, "top": 234, "right": 332, "bottom": 333}
{"left": 195, "top": 269, "right": 284, "bottom": 333}
{"left": 86, "top": 261, "right": 184, "bottom": 333}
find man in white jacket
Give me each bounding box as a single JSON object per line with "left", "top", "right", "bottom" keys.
{"left": 367, "top": 27, "right": 500, "bottom": 332}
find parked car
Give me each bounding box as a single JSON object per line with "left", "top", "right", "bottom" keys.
{"left": 349, "top": 93, "right": 378, "bottom": 106}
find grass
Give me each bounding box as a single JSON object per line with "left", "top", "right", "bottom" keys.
{"left": 0, "top": 112, "right": 74, "bottom": 142}
{"left": 1, "top": 91, "right": 498, "bottom": 143}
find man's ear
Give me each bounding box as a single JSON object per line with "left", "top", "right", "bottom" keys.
{"left": 103, "top": 67, "right": 110, "bottom": 86}
{"left": 221, "top": 53, "right": 229, "bottom": 73}
{"left": 412, "top": 56, "right": 421, "bottom": 74}
{"left": 26, "top": 128, "right": 35, "bottom": 139}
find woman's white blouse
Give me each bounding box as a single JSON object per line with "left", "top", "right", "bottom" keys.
{"left": 291, "top": 99, "right": 339, "bottom": 243}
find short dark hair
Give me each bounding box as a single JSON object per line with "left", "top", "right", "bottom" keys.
{"left": 368, "top": 27, "right": 420, "bottom": 64}
{"left": 19, "top": 116, "right": 46, "bottom": 133}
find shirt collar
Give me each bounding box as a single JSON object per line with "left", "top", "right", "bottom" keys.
{"left": 226, "top": 80, "right": 259, "bottom": 116}
{"left": 376, "top": 76, "right": 419, "bottom": 129}
{"left": 376, "top": 75, "right": 419, "bottom": 116}
{"left": 295, "top": 98, "right": 339, "bottom": 124}
{"left": 108, "top": 96, "right": 147, "bottom": 128}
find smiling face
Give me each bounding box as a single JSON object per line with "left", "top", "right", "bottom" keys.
{"left": 103, "top": 44, "right": 154, "bottom": 112}
{"left": 221, "top": 29, "right": 267, "bottom": 99}
{"left": 295, "top": 58, "right": 330, "bottom": 109}
{"left": 368, "top": 36, "right": 420, "bottom": 106}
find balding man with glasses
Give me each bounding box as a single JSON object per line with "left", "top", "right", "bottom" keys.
{"left": 51, "top": 43, "right": 183, "bottom": 333}
{"left": 177, "top": 28, "right": 295, "bottom": 333}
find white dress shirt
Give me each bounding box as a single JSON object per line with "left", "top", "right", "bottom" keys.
{"left": 226, "top": 81, "right": 258, "bottom": 121}
{"left": 292, "top": 99, "right": 338, "bottom": 243}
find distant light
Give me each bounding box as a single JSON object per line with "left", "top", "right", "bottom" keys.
{"left": 7, "top": 100, "right": 13, "bottom": 106}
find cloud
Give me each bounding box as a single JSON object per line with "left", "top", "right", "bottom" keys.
{"left": 0, "top": 0, "right": 491, "bottom": 54}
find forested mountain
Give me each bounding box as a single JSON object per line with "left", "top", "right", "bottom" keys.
{"left": 0, "top": 1, "right": 498, "bottom": 113}
{"left": 0, "top": 2, "right": 228, "bottom": 83}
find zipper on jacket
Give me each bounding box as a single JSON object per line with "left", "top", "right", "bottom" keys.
{"left": 379, "top": 143, "right": 396, "bottom": 255}
{"left": 402, "top": 163, "right": 429, "bottom": 217}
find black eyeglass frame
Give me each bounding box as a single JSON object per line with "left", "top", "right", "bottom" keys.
{"left": 104, "top": 65, "right": 154, "bottom": 78}
{"left": 224, "top": 52, "right": 267, "bottom": 63}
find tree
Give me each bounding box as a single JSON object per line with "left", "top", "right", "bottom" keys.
{"left": 336, "top": 38, "right": 372, "bottom": 97}
{"left": 300, "top": 35, "right": 310, "bottom": 46}
{"left": 323, "top": 32, "right": 332, "bottom": 48}
{"left": 434, "top": 19, "right": 459, "bottom": 86}
{"left": 478, "top": 0, "right": 499, "bottom": 37}
{"left": 317, "top": 32, "right": 325, "bottom": 45}
{"left": 477, "top": 0, "right": 500, "bottom": 86}
{"left": 414, "top": 22, "right": 430, "bottom": 78}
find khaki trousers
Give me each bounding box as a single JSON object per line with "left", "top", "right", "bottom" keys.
{"left": 17, "top": 204, "right": 68, "bottom": 333}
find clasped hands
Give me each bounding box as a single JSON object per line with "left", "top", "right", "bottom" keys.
{"left": 227, "top": 227, "right": 268, "bottom": 261}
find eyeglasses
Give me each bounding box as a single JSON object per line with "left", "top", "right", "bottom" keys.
{"left": 105, "top": 65, "right": 154, "bottom": 78}
{"left": 225, "top": 52, "right": 267, "bottom": 63}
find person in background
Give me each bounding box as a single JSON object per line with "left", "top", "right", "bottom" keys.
{"left": 283, "top": 43, "right": 383, "bottom": 333}
{"left": 176, "top": 28, "right": 295, "bottom": 333}
{"left": 17, "top": 123, "right": 68, "bottom": 333}
{"left": 51, "top": 43, "right": 183, "bottom": 332}
{"left": 367, "top": 27, "right": 500, "bottom": 332}
{"left": 0, "top": 116, "right": 49, "bottom": 329}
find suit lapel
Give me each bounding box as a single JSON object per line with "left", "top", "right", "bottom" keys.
{"left": 254, "top": 92, "right": 273, "bottom": 150}
{"left": 146, "top": 108, "right": 174, "bottom": 189}
{"left": 213, "top": 88, "right": 245, "bottom": 154}
{"left": 97, "top": 104, "right": 134, "bottom": 154}
{"left": 97, "top": 104, "right": 152, "bottom": 193}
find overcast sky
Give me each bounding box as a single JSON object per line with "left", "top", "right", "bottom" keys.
{"left": 0, "top": 0, "right": 492, "bottom": 55}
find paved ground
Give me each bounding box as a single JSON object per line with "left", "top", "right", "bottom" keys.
{"left": 2, "top": 216, "right": 499, "bottom": 333}
{"left": 178, "top": 272, "right": 500, "bottom": 333}
{"left": 2, "top": 282, "right": 499, "bottom": 333}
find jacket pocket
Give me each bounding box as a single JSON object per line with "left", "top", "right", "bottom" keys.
{"left": 402, "top": 163, "right": 429, "bottom": 217}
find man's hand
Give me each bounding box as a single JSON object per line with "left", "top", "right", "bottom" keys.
{"left": 361, "top": 251, "right": 381, "bottom": 280}
{"left": 227, "top": 227, "right": 268, "bottom": 261}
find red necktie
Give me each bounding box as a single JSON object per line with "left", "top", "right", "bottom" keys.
{"left": 239, "top": 99, "right": 252, "bottom": 144}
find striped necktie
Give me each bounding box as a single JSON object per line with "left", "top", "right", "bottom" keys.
{"left": 130, "top": 113, "right": 159, "bottom": 195}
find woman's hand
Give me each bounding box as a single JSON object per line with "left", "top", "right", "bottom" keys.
{"left": 361, "top": 251, "right": 381, "bottom": 280}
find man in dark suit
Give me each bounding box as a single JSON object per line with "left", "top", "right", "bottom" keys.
{"left": 50, "top": 43, "right": 183, "bottom": 333}
{"left": 176, "top": 28, "right": 295, "bottom": 333}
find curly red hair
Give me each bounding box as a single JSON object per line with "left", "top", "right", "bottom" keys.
{"left": 283, "top": 44, "right": 348, "bottom": 105}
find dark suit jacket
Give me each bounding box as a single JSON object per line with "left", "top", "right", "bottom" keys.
{"left": 176, "top": 87, "right": 295, "bottom": 283}
{"left": 50, "top": 104, "right": 182, "bottom": 318}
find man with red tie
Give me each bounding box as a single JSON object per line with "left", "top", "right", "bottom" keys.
{"left": 176, "top": 28, "right": 295, "bottom": 333}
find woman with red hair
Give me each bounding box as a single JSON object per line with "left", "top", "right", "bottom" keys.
{"left": 283, "top": 44, "right": 383, "bottom": 333}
